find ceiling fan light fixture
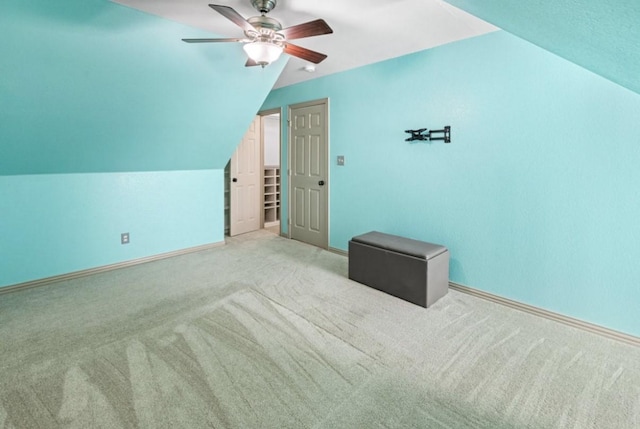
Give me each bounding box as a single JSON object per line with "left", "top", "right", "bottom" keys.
{"left": 243, "top": 41, "right": 283, "bottom": 66}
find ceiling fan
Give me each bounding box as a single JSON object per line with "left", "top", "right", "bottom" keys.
{"left": 182, "top": 1, "right": 333, "bottom": 68}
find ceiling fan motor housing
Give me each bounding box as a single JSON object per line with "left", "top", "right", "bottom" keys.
{"left": 251, "top": 0, "right": 277, "bottom": 14}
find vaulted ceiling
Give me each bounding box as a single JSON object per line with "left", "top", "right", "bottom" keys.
{"left": 112, "top": 0, "right": 498, "bottom": 88}
{"left": 114, "top": 0, "right": 640, "bottom": 94}
{"left": 0, "top": 0, "right": 285, "bottom": 174}
{"left": 4, "top": 0, "right": 639, "bottom": 175}
{"left": 444, "top": 0, "right": 640, "bottom": 95}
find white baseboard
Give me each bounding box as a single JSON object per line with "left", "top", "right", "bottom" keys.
{"left": 5, "top": 239, "right": 637, "bottom": 348}
{"left": 328, "top": 247, "right": 348, "bottom": 257}
{"left": 449, "top": 281, "right": 640, "bottom": 347}
{"left": 330, "top": 246, "right": 639, "bottom": 347}
{"left": 0, "top": 241, "right": 225, "bottom": 295}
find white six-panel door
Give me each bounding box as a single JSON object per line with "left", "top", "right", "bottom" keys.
{"left": 229, "top": 116, "right": 261, "bottom": 236}
{"left": 289, "top": 101, "right": 328, "bottom": 248}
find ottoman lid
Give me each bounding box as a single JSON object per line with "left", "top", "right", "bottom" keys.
{"left": 351, "top": 231, "right": 447, "bottom": 260}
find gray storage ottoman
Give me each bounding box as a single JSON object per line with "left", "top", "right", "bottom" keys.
{"left": 348, "top": 231, "right": 449, "bottom": 307}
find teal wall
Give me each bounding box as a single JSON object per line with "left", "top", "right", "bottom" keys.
{"left": 262, "top": 31, "right": 640, "bottom": 337}
{"left": 444, "top": 0, "right": 640, "bottom": 95}
{"left": 1, "top": 0, "right": 283, "bottom": 287}
{"left": 1, "top": 0, "right": 285, "bottom": 175}
{"left": 0, "top": 171, "right": 223, "bottom": 287}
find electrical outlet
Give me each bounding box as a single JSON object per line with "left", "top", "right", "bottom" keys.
{"left": 121, "top": 232, "right": 130, "bottom": 245}
{"left": 337, "top": 155, "right": 345, "bottom": 166}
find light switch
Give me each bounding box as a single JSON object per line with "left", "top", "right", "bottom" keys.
{"left": 337, "top": 155, "right": 345, "bottom": 166}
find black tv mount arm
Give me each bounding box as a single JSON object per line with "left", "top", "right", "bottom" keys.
{"left": 405, "top": 126, "right": 451, "bottom": 143}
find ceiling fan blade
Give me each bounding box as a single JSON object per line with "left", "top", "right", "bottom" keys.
{"left": 182, "top": 38, "right": 246, "bottom": 43}
{"left": 284, "top": 43, "right": 328, "bottom": 64}
{"left": 280, "top": 19, "right": 333, "bottom": 40}
{"left": 209, "top": 4, "right": 256, "bottom": 33}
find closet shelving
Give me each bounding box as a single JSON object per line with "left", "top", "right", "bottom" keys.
{"left": 263, "top": 166, "right": 280, "bottom": 227}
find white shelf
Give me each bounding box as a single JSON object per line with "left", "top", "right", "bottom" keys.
{"left": 263, "top": 167, "right": 280, "bottom": 226}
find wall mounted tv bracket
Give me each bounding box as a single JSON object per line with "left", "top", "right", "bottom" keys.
{"left": 405, "top": 126, "right": 451, "bottom": 143}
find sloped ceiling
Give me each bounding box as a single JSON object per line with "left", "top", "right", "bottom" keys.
{"left": 444, "top": 0, "right": 640, "bottom": 95}
{"left": 0, "top": 0, "right": 284, "bottom": 175}
{"left": 115, "top": 0, "right": 640, "bottom": 93}
{"left": 112, "top": 0, "right": 498, "bottom": 88}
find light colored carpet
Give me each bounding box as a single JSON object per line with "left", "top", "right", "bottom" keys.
{"left": 1, "top": 230, "right": 639, "bottom": 428}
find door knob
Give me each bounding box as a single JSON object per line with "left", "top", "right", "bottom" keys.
{"left": 232, "top": 178, "right": 238, "bottom": 183}
{"left": 318, "top": 180, "right": 325, "bottom": 186}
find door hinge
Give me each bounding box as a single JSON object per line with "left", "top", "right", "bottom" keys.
{"left": 287, "top": 119, "right": 291, "bottom": 127}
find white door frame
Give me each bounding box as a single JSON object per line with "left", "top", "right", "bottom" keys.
{"left": 287, "top": 98, "right": 330, "bottom": 248}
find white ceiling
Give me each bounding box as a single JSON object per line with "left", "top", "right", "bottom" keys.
{"left": 112, "top": 0, "right": 497, "bottom": 89}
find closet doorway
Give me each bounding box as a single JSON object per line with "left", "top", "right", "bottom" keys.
{"left": 260, "top": 110, "right": 282, "bottom": 235}
{"left": 225, "top": 110, "right": 282, "bottom": 237}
